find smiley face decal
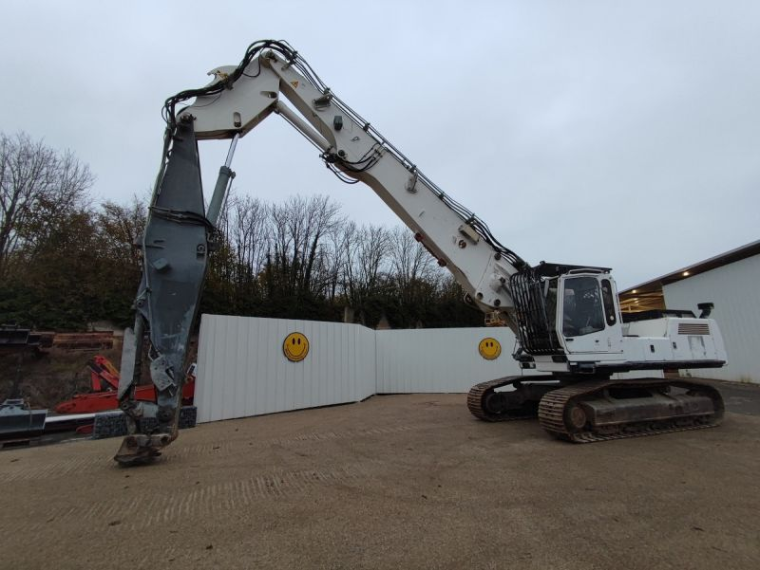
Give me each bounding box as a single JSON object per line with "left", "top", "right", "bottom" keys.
{"left": 283, "top": 332, "right": 310, "bottom": 362}
{"left": 478, "top": 337, "right": 501, "bottom": 360}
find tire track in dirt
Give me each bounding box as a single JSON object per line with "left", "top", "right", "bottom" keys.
{"left": 0, "top": 461, "right": 381, "bottom": 535}
{"left": 0, "top": 421, "right": 443, "bottom": 483}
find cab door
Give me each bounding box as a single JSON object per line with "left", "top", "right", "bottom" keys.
{"left": 558, "top": 274, "right": 623, "bottom": 354}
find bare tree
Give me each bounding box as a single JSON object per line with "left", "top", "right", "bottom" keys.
{"left": 264, "top": 195, "right": 343, "bottom": 297}
{"left": 300, "top": 195, "right": 342, "bottom": 294}
{"left": 96, "top": 196, "right": 147, "bottom": 269}
{"left": 230, "top": 194, "right": 268, "bottom": 289}
{"left": 323, "top": 219, "right": 351, "bottom": 300}
{"left": 356, "top": 224, "right": 391, "bottom": 290}
{"left": 388, "top": 226, "right": 439, "bottom": 290}
{"left": 339, "top": 222, "right": 391, "bottom": 322}
{"left": 0, "top": 132, "right": 93, "bottom": 277}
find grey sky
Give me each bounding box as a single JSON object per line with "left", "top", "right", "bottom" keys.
{"left": 1, "top": 0, "right": 758, "bottom": 289}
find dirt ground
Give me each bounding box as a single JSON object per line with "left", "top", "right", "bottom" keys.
{"left": 1, "top": 391, "right": 759, "bottom": 570}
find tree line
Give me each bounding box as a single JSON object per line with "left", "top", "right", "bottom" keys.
{"left": 0, "top": 132, "right": 483, "bottom": 331}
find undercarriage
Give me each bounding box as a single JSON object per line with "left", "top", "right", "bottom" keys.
{"left": 467, "top": 376, "right": 724, "bottom": 442}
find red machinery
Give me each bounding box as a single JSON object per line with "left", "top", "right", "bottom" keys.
{"left": 55, "top": 357, "right": 195, "bottom": 415}
{"left": 88, "top": 355, "right": 120, "bottom": 392}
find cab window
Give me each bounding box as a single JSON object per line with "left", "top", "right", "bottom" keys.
{"left": 544, "top": 278, "right": 558, "bottom": 336}
{"left": 562, "top": 277, "right": 605, "bottom": 337}
{"left": 600, "top": 279, "right": 617, "bottom": 327}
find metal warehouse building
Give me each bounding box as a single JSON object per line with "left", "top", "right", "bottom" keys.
{"left": 620, "top": 239, "right": 760, "bottom": 384}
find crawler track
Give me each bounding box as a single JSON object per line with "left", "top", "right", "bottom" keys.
{"left": 467, "top": 376, "right": 558, "bottom": 422}
{"left": 538, "top": 378, "right": 724, "bottom": 443}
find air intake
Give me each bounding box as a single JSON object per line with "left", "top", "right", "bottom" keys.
{"left": 678, "top": 323, "right": 710, "bottom": 336}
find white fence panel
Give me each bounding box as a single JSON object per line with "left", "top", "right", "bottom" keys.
{"left": 196, "top": 316, "right": 543, "bottom": 423}
{"left": 375, "top": 328, "right": 527, "bottom": 393}
{"left": 195, "top": 315, "right": 375, "bottom": 423}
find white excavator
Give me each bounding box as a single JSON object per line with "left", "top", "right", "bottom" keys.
{"left": 115, "top": 40, "right": 726, "bottom": 465}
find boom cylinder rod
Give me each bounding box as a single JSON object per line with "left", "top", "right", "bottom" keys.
{"left": 224, "top": 133, "right": 239, "bottom": 168}
{"left": 207, "top": 133, "right": 240, "bottom": 227}
{"left": 275, "top": 101, "right": 331, "bottom": 152}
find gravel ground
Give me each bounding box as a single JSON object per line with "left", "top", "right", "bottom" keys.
{"left": 0, "top": 390, "right": 759, "bottom": 570}
{"left": 711, "top": 380, "right": 760, "bottom": 416}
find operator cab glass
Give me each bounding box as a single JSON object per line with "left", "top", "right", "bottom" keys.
{"left": 561, "top": 276, "right": 605, "bottom": 337}
{"left": 543, "top": 277, "right": 559, "bottom": 338}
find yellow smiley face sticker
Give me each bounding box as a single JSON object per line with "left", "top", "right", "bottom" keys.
{"left": 478, "top": 337, "right": 502, "bottom": 360}
{"left": 283, "top": 332, "right": 310, "bottom": 362}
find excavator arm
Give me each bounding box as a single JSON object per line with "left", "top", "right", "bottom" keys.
{"left": 115, "top": 40, "right": 726, "bottom": 464}
{"left": 184, "top": 41, "right": 528, "bottom": 315}
{"left": 115, "top": 40, "right": 530, "bottom": 465}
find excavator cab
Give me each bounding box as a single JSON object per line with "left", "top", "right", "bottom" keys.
{"left": 510, "top": 263, "right": 622, "bottom": 360}
{"left": 555, "top": 272, "right": 623, "bottom": 356}
{"left": 561, "top": 277, "right": 603, "bottom": 336}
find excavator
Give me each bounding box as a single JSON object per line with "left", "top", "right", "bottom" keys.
{"left": 115, "top": 40, "right": 726, "bottom": 465}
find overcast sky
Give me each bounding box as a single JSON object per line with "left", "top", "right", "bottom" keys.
{"left": 1, "top": 0, "right": 758, "bottom": 289}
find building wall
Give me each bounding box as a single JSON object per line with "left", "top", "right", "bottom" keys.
{"left": 663, "top": 254, "right": 760, "bottom": 383}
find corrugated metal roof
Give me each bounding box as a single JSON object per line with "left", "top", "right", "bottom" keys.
{"left": 620, "top": 239, "right": 760, "bottom": 296}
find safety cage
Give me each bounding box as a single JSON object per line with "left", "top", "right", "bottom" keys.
{"left": 509, "top": 270, "right": 562, "bottom": 355}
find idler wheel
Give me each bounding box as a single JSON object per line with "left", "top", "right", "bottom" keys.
{"left": 567, "top": 404, "right": 588, "bottom": 431}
